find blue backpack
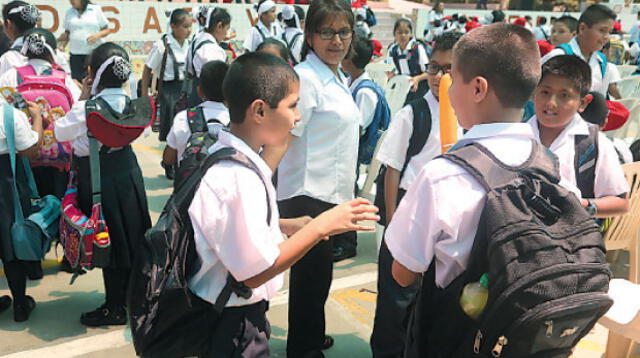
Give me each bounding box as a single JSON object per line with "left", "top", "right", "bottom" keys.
{"left": 353, "top": 79, "right": 391, "bottom": 165}
{"left": 557, "top": 43, "right": 607, "bottom": 78}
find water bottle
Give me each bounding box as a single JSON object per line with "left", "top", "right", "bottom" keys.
{"left": 460, "top": 273, "right": 489, "bottom": 320}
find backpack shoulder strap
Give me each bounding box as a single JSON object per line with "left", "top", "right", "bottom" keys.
{"left": 596, "top": 51, "right": 607, "bottom": 78}
{"left": 401, "top": 97, "right": 432, "bottom": 176}
{"left": 557, "top": 43, "right": 573, "bottom": 55}
{"left": 186, "top": 106, "right": 207, "bottom": 134}
{"left": 15, "top": 64, "right": 35, "bottom": 84}
{"left": 255, "top": 25, "right": 267, "bottom": 41}
{"left": 574, "top": 124, "right": 599, "bottom": 198}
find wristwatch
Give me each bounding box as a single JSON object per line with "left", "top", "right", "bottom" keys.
{"left": 586, "top": 199, "right": 598, "bottom": 216}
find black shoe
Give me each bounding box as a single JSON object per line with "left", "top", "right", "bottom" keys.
{"left": 80, "top": 304, "right": 127, "bottom": 327}
{"left": 161, "top": 162, "right": 175, "bottom": 181}
{"left": 332, "top": 247, "right": 356, "bottom": 262}
{"left": 14, "top": 296, "right": 35, "bottom": 322}
{"left": 321, "top": 335, "right": 334, "bottom": 350}
{"left": 0, "top": 295, "right": 12, "bottom": 314}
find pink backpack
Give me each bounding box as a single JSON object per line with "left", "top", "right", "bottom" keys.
{"left": 16, "top": 65, "right": 74, "bottom": 171}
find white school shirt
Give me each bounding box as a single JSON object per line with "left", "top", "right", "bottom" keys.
{"left": 528, "top": 115, "right": 630, "bottom": 199}
{"left": 186, "top": 32, "right": 227, "bottom": 78}
{"left": 282, "top": 27, "right": 304, "bottom": 64}
{"left": 385, "top": 39, "right": 429, "bottom": 75}
{"left": 630, "top": 21, "right": 640, "bottom": 44}
{"left": 425, "top": 26, "right": 444, "bottom": 43}
{"left": 376, "top": 90, "right": 463, "bottom": 190}
{"left": 349, "top": 73, "right": 378, "bottom": 135}
{"left": 55, "top": 88, "right": 128, "bottom": 157}
{"left": 166, "top": 101, "right": 230, "bottom": 163}
{"left": 277, "top": 52, "right": 360, "bottom": 205}
{"left": 0, "top": 59, "right": 81, "bottom": 102}
{"left": 243, "top": 21, "right": 282, "bottom": 52}
{"left": 0, "top": 106, "right": 37, "bottom": 154}
{"left": 63, "top": 4, "right": 109, "bottom": 55}
{"left": 386, "top": 123, "right": 540, "bottom": 288}
{"left": 0, "top": 37, "right": 27, "bottom": 75}
{"left": 145, "top": 33, "right": 190, "bottom": 82}
{"left": 541, "top": 38, "right": 613, "bottom": 97}
{"left": 188, "top": 130, "right": 283, "bottom": 307}
{"left": 533, "top": 26, "right": 549, "bottom": 41}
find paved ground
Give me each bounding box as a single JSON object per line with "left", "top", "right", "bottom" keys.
{"left": 0, "top": 133, "right": 635, "bottom": 358}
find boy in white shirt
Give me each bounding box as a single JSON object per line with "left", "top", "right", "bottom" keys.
{"left": 370, "top": 31, "right": 463, "bottom": 358}
{"left": 528, "top": 55, "right": 629, "bottom": 217}
{"left": 187, "top": 52, "right": 378, "bottom": 357}
{"left": 385, "top": 24, "right": 545, "bottom": 357}
{"left": 162, "top": 61, "right": 230, "bottom": 173}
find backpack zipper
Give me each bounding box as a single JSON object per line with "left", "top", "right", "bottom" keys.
{"left": 491, "top": 336, "right": 508, "bottom": 357}
{"left": 488, "top": 224, "right": 601, "bottom": 255}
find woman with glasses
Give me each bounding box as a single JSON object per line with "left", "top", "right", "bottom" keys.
{"left": 264, "top": 0, "right": 361, "bottom": 356}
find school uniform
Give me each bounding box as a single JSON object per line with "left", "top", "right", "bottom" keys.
{"left": 188, "top": 130, "right": 283, "bottom": 358}
{"left": 146, "top": 33, "right": 190, "bottom": 141}
{"left": 533, "top": 25, "right": 550, "bottom": 41}
{"left": 386, "top": 39, "right": 430, "bottom": 103}
{"left": 282, "top": 27, "right": 304, "bottom": 64}
{"left": 166, "top": 101, "right": 230, "bottom": 163}
{"left": 0, "top": 58, "right": 81, "bottom": 199}
{"left": 63, "top": 4, "right": 109, "bottom": 80}
{"left": 370, "top": 90, "right": 453, "bottom": 358}
{"left": 277, "top": 51, "right": 360, "bottom": 357}
{"left": 542, "top": 38, "right": 615, "bottom": 97}
{"left": 528, "top": 114, "right": 630, "bottom": 199}
{"left": 55, "top": 87, "right": 151, "bottom": 310}
{"left": 243, "top": 21, "right": 282, "bottom": 52}
{"left": 350, "top": 73, "right": 378, "bottom": 134}
{"left": 185, "top": 32, "right": 227, "bottom": 108}
{"left": 0, "top": 37, "right": 27, "bottom": 76}
{"left": 0, "top": 107, "right": 38, "bottom": 307}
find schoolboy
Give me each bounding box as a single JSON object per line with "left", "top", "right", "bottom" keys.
{"left": 549, "top": 15, "right": 577, "bottom": 46}
{"left": 542, "top": 5, "right": 616, "bottom": 97}
{"left": 384, "top": 23, "right": 542, "bottom": 357}
{"left": 529, "top": 55, "right": 630, "bottom": 216}
{"left": 337, "top": 35, "right": 390, "bottom": 261}
{"left": 187, "top": 52, "right": 378, "bottom": 356}
{"left": 370, "top": 31, "right": 462, "bottom": 358}
{"left": 162, "top": 60, "right": 230, "bottom": 172}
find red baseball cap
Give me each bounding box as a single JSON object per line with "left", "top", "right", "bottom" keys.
{"left": 514, "top": 17, "right": 527, "bottom": 27}
{"left": 372, "top": 39, "right": 383, "bottom": 58}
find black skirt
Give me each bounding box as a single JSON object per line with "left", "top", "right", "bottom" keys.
{"left": 158, "top": 80, "right": 184, "bottom": 142}
{"left": 0, "top": 154, "right": 33, "bottom": 263}
{"left": 75, "top": 146, "right": 151, "bottom": 268}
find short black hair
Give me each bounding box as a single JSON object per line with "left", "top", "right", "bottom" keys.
{"left": 581, "top": 91, "right": 608, "bottom": 126}
{"left": 538, "top": 17, "right": 547, "bottom": 26}
{"left": 432, "top": 31, "right": 463, "bottom": 55}
{"left": 393, "top": 18, "right": 413, "bottom": 34}
{"left": 540, "top": 55, "right": 591, "bottom": 97}
{"left": 302, "top": 0, "right": 354, "bottom": 61}
{"left": 22, "top": 27, "right": 56, "bottom": 61}
{"left": 579, "top": 4, "right": 616, "bottom": 29}
{"left": 454, "top": 23, "right": 541, "bottom": 109}
{"left": 348, "top": 33, "right": 373, "bottom": 69}
{"left": 223, "top": 52, "right": 299, "bottom": 124}
{"left": 3, "top": 1, "right": 37, "bottom": 34}
{"left": 89, "top": 42, "right": 130, "bottom": 89}
{"left": 256, "top": 38, "right": 290, "bottom": 61}
{"left": 491, "top": 10, "right": 505, "bottom": 23}
{"left": 206, "top": 7, "right": 231, "bottom": 33}
{"left": 199, "top": 60, "right": 228, "bottom": 102}
{"left": 168, "top": 8, "right": 190, "bottom": 26}
{"left": 555, "top": 15, "right": 578, "bottom": 32}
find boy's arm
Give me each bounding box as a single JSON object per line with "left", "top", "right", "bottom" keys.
{"left": 392, "top": 259, "right": 420, "bottom": 287}
{"left": 384, "top": 167, "right": 401, "bottom": 223}
{"left": 279, "top": 216, "right": 312, "bottom": 237}
{"left": 581, "top": 195, "right": 629, "bottom": 218}
{"left": 608, "top": 82, "right": 622, "bottom": 100}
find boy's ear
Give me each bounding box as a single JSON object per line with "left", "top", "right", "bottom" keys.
{"left": 578, "top": 93, "right": 593, "bottom": 113}
{"left": 248, "top": 99, "right": 267, "bottom": 124}
{"left": 471, "top": 76, "right": 489, "bottom": 103}
{"left": 578, "top": 23, "right": 587, "bottom": 34}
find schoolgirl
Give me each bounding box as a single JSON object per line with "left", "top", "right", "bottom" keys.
{"left": 0, "top": 1, "right": 39, "bottom": 74}
{"left": 243, "top": 0, "right": 282, "bottom": 52}
{"left": 386, "top": 18, "right": 430, "bottom": 103}
{"left": 140, "top": 8, "right": 192, "bottom": 142}
{"left": 280, "top": 5, "right": 305, "bottom": 65}
{"left": 54, "top": 43, "right": 152, "bottom": 327}
{"left": 185, "top": 7, "right": 230, "bottom": 108}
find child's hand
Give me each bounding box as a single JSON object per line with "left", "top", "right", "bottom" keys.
{"left": 410, "top": 76, "right": 420, "bottom": 92}
{"left": 313, "top": 198, "right": 379, "bottom": 238}
{"left": 26, "top": 101, "right": 42, "bottom": 121}
{"left": 80, "top": 76, "right": 93, "bottom": 100}
{"left": 86, "top": 34, "right": 100, "bottom": 45}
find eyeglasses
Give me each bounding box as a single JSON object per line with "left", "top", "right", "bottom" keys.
{"left": 426, "top": 63, "right": 451, "bottom": 75}
{"left": 316, "top": 28, "right": 353, "bottom": 40}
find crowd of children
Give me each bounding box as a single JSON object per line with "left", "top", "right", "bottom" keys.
{"left": 0, "top": 0, "right": 637, "bottom": 357}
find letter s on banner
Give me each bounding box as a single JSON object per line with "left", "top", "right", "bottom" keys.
{"left": 102, "top": 6, "right": 120, "bottom": 34}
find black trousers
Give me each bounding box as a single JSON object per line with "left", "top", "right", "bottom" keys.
{"left": 3, "top": 260, "right": 27, "bottom": 304}
{"left": 279, "top": 195, "right": 356, "bottom": 357}
{"left": 371, "top": 189, "right": 418, "bottom": 358}
{"left": 70, "top": 54, "right": 88, "bottom": 81}
{"left": 103, "top": 267, "right": 129, "bottom": 308}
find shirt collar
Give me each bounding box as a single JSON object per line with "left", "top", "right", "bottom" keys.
{"left": 198, "top": 31, "right": 217, "bottom": 45}
{"left": 529, "top": 113, "right": 590, "bottom": 141}
{"left": 199, "top": 100, "right": 228, "bottom": 111}
{"left": 28, "top": 58, "right": 52, "bottom": 67}
{"left": 569, "top": 37, "right": 604, "bottom": 64}
{"left": 424, "top": 90, "right": 437, "bottom": 103}
{"left": 399, "top": 38, "right": 416, "bottom": 53}
{"left": 257, "top": 21, "right": 274, "bottom": 35}
{"left": 457, "top": 122, "right": 535, "bottom": 147}
{"left": 96, "top": 87, "right": 128, "bottom": 98}
{"left": 349, "top": 72, "right": 371, "bottom": 90}
{"left": 306, "top": 51, "right": 349, "bottom": 87}
{"left": 217, "top": 130, "right": 273, "bottom": 178}
{"left": 12, "top": 37, "right": 24, "bottom": 48}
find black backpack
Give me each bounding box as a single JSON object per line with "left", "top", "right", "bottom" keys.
{"left": 128, "top": 147, "right": 271, "bottom": 358}
{"left": 405, "top": 141, "right": 612, "bottom": 358}
{"left": 374, "top": 97, "right": 431, "bottom": 226}
{"left": 173, "top": 107, "right": 224, "bottom": 190}
{"left": 574, "top": 125, "right": 600, "bottom": 199}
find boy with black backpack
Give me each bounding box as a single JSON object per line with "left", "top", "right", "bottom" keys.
{"left": 387, "top": 24, "right": 613, "bottom": 358}
{"left": 369, "top": 31, "right": 462, "bottom": 358}
{"left": 528, "top": 55, "right": 629, "bottom": 217}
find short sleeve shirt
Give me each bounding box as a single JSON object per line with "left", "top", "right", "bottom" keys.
{"left": 63, "top": 4, "right": 109, "bottom": 55}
